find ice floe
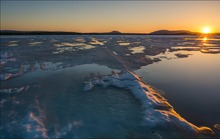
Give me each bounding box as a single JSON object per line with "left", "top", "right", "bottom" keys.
{"left": 8, "top": 44, "right": 18, "bottom": 46}
{"left": 89, "top": 37, "right": 105, "bottom": 45}
{"left": 214, "top": 124, "right": 220, "bottom": 131}
{"left": 119, "top": 42, "right": 130, "bottom": 46}
{"left": 53, "top": 42, "right": 95, "bottom": 53}
{"left": 129, "top": 46, "right": 145, "bottom": 54}
{"left": 0, "top": 52, "right": 14, "bottom": 59}
{"left": 29, "top": 41, "right": 43, "bottom": 46}
{"left": 0, "top": 58, "right": 16, "bottom": 66}
{"left": 0, "top": 86, "right": 29, "bottom": 94}
{"left": 0, "top": 64, "right": 24, "bottom": 81}
{"left": 0, "top": 52, "right": 16, "bottom": 66}
{"left": 83, "top": 71, "right": 215, "bottom": 137}
{"left": 0, "top": 73, "right": 20, "bottom": 80}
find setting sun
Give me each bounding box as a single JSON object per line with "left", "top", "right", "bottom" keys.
{"left": 202, "top": 27, "right": 211, "bottom": 34}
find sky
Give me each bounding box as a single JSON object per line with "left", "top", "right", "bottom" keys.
{"left": 1, "top": 1, "right": 220, "bottom": 33}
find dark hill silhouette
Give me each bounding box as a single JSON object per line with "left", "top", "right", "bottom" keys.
{"left": 109, "top": 31, "right": 122, "bottom": 34}
{"left": 149, "top": 30, "right": 198, "bottom": 35}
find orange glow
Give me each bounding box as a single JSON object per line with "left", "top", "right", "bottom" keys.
{"left": 1, "top": 2, "right": 220, "bottom": 33}
{"left": 203, "top": 37, "right": 207, "bottom": 41}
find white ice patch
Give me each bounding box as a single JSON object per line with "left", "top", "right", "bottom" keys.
{"left": 0, "top": 86, "right": 29, "bottom": 94}
{"left": 53, "top": 42, "right": 95, "bottom": 53}
{"left": 83, "top": 71, "right": 214, "bottom": 137}
{"left": 118, "top": 42, "right": 130, "bottom": 46}
{"left": 0, "top": 64, "right": 24, "bottom": 81}
{"left": 8, "top": 44, "right": 18, "bottom": 46}
{"left": 7, "top": 41, "right": 18, "bottom": 46}
{"left": 74, "top": 37, "right": 86, "bottom": 43}
{"left": 50, "top": 39, "right": 58, "bottom": 42}
{"left": 54, "top": 43, "right": 95, "bottom": 49}
{"left": 29, "top": 42, "right": 42, "bottom": 46}
{"left": 9, "top": 41, "right": 18, "bottom": 43}
{"left": 89, "top": 38, "right": 105, "bottom": 45}
{"left": 54, "top": 42, "right": 79, "bottom": 47}
{"left": 112, "top": 51, "right": 118, "bottom": 55}
{"left": 0, "top": 58, "right": 16, "bottom": 66}
{"left": 129, "top": 46, "right": 145, "bottom": 54}
{"left": 0, "top": 73, "right": 20, "bottom": 81}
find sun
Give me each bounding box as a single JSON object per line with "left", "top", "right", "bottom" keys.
{"left": 202, "top": 27, "right": 211, "bottom": 34}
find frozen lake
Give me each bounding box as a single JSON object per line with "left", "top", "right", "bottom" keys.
{"left": 1, "top": 35, "right": 220, "bottom": 138}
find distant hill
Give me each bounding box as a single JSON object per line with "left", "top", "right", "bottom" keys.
{"left": 149, "top": 30, "right": 198, "bottom": 35}
{"left": 108, "top": 31, "right": 122, "bottom": 34}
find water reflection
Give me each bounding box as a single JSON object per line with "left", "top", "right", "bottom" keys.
{"left": 199, "top": 35, "right": 220, "bottom": 53}
{"left": 169, "top": 35, "right": 220, "bottom": 54}
{"left": 135, "top": 50, "right": 220, "bottom": 130}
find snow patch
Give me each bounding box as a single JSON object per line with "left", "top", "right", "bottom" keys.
{"left": 129, "top": 46, "right": 145, "bottom": 54}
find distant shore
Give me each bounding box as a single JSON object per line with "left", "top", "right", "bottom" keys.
{"left": 0, "top": 31, "right": 146, "bottom": 36}
{"left": 1, "top": 30, "right": 219, "bottom": 36}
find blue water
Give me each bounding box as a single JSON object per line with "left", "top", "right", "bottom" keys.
{"left": 1, "top": 35, "right": 220, "bottom": 138}
{"left": 135, "top": 51, "right": 220, "bottom": 128}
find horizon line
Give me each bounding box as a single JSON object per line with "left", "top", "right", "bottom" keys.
{"left": 1, "top": 29, "right": 220, "bottom": 34}
{"left": 0, "top": 29, "right": 220, "bottom": 34}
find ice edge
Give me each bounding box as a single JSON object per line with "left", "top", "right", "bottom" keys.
{"left": 83, "top": 71, "right": 215, "bottom": 137}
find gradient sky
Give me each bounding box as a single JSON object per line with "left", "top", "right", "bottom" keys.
{"left": 1, "top": 1, "right": 220, "bottom": 33}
